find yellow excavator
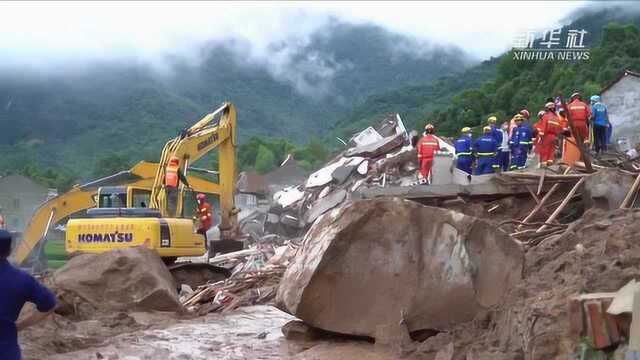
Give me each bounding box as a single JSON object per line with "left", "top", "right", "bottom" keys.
{"left": 16, "top": 102, "right": 243, "bottom": 286}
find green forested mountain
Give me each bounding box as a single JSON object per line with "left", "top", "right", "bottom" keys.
{"left": 332, "top": 6, "right": 640, "bottom": 139}
{"left": 0, "top": 20, "right": 470, "bottom": 187}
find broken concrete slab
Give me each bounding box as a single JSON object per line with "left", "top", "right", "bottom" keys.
{"left": 583, "top": 168, "right": 635, "bottom": 210}
{"left": 345, "top": 133, "right": 404, "bottom": 158}
{"left": 277, "top": 198, "right": 523, "bottom": 337}
{"left": 273, "top": 186, "right": 305, "bottom": 208}
{"left": 352, "top": 127, "right": 383, "bottom": 147}
{"left": 332, "top": 164, "right": 359, "bottom": 185}
{"left": 356, "top": 180, "right": 542, "bottom": 200}
{"left": 53, "top": 247, "right": 182, "bottom": 314}
{"left": 303, "top": 189, "right": 347, "bottom": 225}
{"left": 306, "top": 158, "right": 348, "bottom": 188}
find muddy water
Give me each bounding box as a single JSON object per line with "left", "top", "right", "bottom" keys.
{"left": 43, "top": 306, "right": 389, "bottom": 360}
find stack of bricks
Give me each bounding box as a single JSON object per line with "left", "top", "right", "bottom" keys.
{"left": 568, "top": 293, "right": 631, "bottom": 349}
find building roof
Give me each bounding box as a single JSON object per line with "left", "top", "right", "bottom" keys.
{"left": 601, "top": 69, "right": 640, "bottom": 94}
{"left": 264, "top": 155, "right": 308, "bottom": 187}
{"left": 237, "top": 171, "right": 268, "bottom": 196}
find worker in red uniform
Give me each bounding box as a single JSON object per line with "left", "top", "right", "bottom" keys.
{"left": 195, "top": 193, "right": 213, "bottom": 237}
{"left": 538, "top": 102, "right": 564, "bottom": 167}
{"left": 417, "top": 124, "right": 440, "bottom": 184}
{"left": 566, "top": 92, "right": 592, "bottom": 144}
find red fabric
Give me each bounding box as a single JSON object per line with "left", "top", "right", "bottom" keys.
{"left": 567, "top": 99, "right": 591, "bottom": 125}
{"left": 197, "top": 202, "right": 213, "bottom": 232}
{"left": 417, "top": 134, "right": 440, "bottom": 159}
{"left": 420, "top": 158, "right": 434, "bottom": 179}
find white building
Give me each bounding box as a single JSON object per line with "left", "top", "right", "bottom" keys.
{"left": 600, "top": 70, "right": 640, "bottom": 148}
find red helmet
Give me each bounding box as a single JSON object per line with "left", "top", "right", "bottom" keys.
{"left": 519, "top": 109, "right": 530, "bottom": 119}
{"left": 196, "top": 193, "right": 206, "bottom": 201}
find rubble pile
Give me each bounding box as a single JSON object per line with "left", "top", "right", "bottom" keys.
{"left": 267, "top": 113, "right": 453, "bottom": 239}
{"left": 276, "top": 198, "right": 524, "bottom": 337}
{"left": 182, "top": 242, "right": 299, "bottom": 315}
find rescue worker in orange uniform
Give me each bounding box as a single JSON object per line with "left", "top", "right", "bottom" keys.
{"left": 538, "top": 102, "right": 564, "bottom": 167}
{"left": 165, "top": 156, "right": 181, "bottom": 188}
{"left": 566, "top": 92, "right": 591, "bottom": 144}
{"left": 417, "top": 124, "right": 440, "bottom": 184}
{"left": 531, "top": 110, "right": 544, "bottom": 160}
{"left": 195, "top": 193, "right": 213, "bottom": 237}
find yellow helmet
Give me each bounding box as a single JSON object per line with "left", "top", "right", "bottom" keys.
{"left": 425, "top": 123, "right": 434, "bottom": 130}
{"left": 461, "top": 127, "right": 471, "bottom": 133}
{"left": 487, "top": 116, "right": 497, "bottom": 123}
{"left": 483, "top": 126, "right": 492, "bottom": 132}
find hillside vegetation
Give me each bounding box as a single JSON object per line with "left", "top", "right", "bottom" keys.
{"left": 0, "top": 21, "right": 469, "bottom": 189}
{"left": 332, "top": 8, "right": 640, "bottom": 139}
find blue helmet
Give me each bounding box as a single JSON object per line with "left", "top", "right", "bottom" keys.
{"left": 590, "top": 95, "right": 600, "bottom": 103}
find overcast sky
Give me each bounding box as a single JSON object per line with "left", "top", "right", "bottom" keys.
{"left": 0, "top": 1, "right": 589, "bottom": 68}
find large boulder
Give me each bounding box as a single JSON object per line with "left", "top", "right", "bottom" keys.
{"left": 276, "top": 198, "right": 523, "bottom": 337}
{"left": 53, "top": 247, "right": 182, "bottom": 313}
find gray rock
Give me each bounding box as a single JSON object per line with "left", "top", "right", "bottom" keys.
{"left": 277, "top": 198, "right": 523, "bottom": 337}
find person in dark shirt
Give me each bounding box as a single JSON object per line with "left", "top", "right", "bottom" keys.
{"left": 0, "top": 230, "right": 57, "bottom": 360}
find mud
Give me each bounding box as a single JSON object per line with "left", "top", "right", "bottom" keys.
{"left": 438, "top": 208, "right": 640, "bottom": 359}
{"left": 21, "top": 305, "right": 409, "bottom": 360}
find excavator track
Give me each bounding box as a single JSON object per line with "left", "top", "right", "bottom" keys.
{"left": 168, "top": 262, "right": 231, "bottom": 290}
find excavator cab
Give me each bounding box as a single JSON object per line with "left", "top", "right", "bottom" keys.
{"left": 96, "top": 186, "right": 151, "bottom": 209}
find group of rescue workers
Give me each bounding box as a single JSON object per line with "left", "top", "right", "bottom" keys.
{"left": 416, "top": 92, "right": 611, "bottom": 182}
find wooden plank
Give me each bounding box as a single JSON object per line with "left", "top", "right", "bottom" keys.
{"left": 585, "top": 300, "right": 611, "bottom": 349}
{"left": 620, "top": 172, "right": 640, "bottom": 209}
{"left": 518, "top": 167, "right": 572, "bottom": 230}
{"left": 537, "top": 170, "right": 546, "bottom": 196}
{"left": 536, "top": 177, "right": 585, "bottom": 233}
{"left": 526, "top": 186, "right": 541, "bottom": 205}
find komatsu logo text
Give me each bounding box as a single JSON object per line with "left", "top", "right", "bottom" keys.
{"left": 78, "top": 232, "right": 133, "bottom": 243}
{"left": 197, "top": 133, "right": 219, "bottom": 151}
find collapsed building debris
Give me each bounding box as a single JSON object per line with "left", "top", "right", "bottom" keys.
{"left": 181, "top": 242, "right": 299, "bottom": 315}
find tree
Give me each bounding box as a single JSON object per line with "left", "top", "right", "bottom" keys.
{"left": 92, "top": 152, "right": 132, "bottom": 179}
{"left": 254, "top": 145, "right": 276, "bottom": 174}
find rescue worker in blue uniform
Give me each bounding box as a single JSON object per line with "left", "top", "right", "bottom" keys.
{"left": 454, "top": 127, "right": 474, "bottom": 174}
{"left": 590, "top": 95, "right": 610, "bottom": 154}
{"left": 509, "top": 114, "right": 533, "bottom": 170}
{"left": 0, "top": 230, "right": 57, "bottom": 360}
{"left": 487, "top": 115, "right": 503, "bottom": 146}
{"left": 474, "top": 126, "right": 499, "bottom": 175}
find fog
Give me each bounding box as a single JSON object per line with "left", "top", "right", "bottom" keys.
{"left": 0, "top": 1, "right": 596, "bottom": 95}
